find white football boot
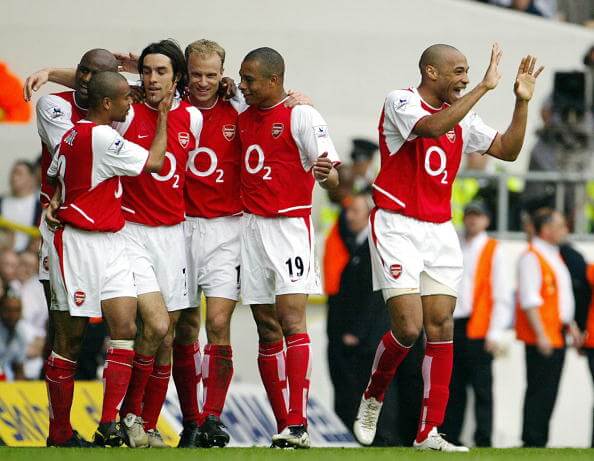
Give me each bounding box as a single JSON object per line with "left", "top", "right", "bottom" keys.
{"left": 413, "top": 427, "right": 469, "bottom": 452}
{"left": 122, "top": 413, "right": 148, "bottom": 448}
{"left": 353, "top": 396, "right": 383, "bottom": 446}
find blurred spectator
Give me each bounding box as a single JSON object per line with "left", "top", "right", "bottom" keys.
{"left": 325, "top": 193, "right": 423, "bottom": 445}
{"left": 15, "top": 250, "right": 47, "bottom": 379}
{"left": 582, "top": 265, "right": 594, "bottom": 447}
{"left": 480, "top": 0, "right": 557, "bottom": 17}
{"left": 557, "top": 0, "right": 594, "bottom": 26}
{"left": 0, "top": 248, "right": 22, "bottom": 293}
{"left": 0, "top": 160, "right": 42, "bottom": 252}
{"left": 515, "top": 208, "right": 582, "bottom": 447}
{"left": 442, "top": 202, "right": 512, "bottom": 447}
{"left": 0, "top": 289, "right": 27, "bottom": 380}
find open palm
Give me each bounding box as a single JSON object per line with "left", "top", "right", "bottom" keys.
{"left": 514, "top": 56, "right": 543, "bottom": 101}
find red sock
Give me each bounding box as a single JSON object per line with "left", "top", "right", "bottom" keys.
{"left": 364, "top": 331, "right": 411, "bottom": 401}
{"left": 120, "top": 353, "right": 154, "bottom": 418}
{"left": 416, "top": 341, "right": 453, "bottom": 442}
{"left": 101, "top": 348, "right": 134, "bottom": 423}
{"left": 258, "top": 340, "right": 288, "bottom": 432}
{"left": 202, "top": 344, "right": 233, "bottom": 419}
{"left": 45, "top": 353, "right": 76, "bottom": 444}
{"left": 141, "top": 364, "right": 171, "bottom": 430}
{"left": 172, "top": 341, "right": 201, "bottom": 424}
{"left": 285, "top": 333, "right": 311, "bottom": 427}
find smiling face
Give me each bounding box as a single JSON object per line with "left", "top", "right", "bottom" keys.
{"left": 433, "top": 49, "right": 469, "bottom": 104}
{"left": 142, "top": 53, "right": 176, "bottom": 108}
{"left": 187, "top": 52, "right": 223, "bottom": 108}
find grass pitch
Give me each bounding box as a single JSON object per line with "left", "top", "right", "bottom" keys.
{"left": 1, "top": 447, "right": 594, "bottom": 461}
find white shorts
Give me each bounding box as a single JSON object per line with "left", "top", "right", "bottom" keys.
{"left": 369, "top": 209, "right": 462, "bottom": 295}
{"left": 38, "top": 214, "right": 51, "bottom": 281}
{"left": 240, "top": 213, "right": 321, "bottom": 305}
{"left": 49, "top": 225, "right": 137, "bottom": 317}
{"left": 121, "top": 222, "right": 189, "bottom": 311}
{"left": 184, "top": 216, "right": 241, "bottom": 306}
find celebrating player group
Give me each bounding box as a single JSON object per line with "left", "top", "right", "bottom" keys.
{"left": 24, "top": 38, "right": 542, "bottom": 451}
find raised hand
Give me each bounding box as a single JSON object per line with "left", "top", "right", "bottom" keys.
{"left": 159, "top": 82, "right": 177, "bottom": 115}
{"left": 114, "top": 51, "right": 139, "bottom": 74}
{"left": 514, "top": 55, "right": 543, "bottom": 102}
{"left": 481, "top": 43, "right": 503, "bottom": 91}
{"left": 23, "top": 69, "right": 50, "bottom": 101}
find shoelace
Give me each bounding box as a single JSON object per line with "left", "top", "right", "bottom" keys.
{"left": 431, "top": 432, "right": 456, "bottom": 450}
{"left": 360, "top": 401, "right": 380, "bottom": 429}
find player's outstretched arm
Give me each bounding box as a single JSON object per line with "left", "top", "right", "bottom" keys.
{"left": 144, "top": 83, "right": 176, "bottom": 172}
{"left": 23, "top": 68, "right": 77, "bottom": 101}
{"left": 414, "top": 43, "right": 502, "bottom": 138}
{"left": 487, "top": 55, "right": 543, "bottom": 162}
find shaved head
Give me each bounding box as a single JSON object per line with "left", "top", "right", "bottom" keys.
{"left": 87, "top": 71, "right": 127, "bottom": 109}
{"left": 80, "top": 48, "right": 118, "bottom": 71}
{"left": 419, "top": 44, "right": 463, "bottom": 75}
{"left": 243, "top": 47, "right": 285, "bottom": 80}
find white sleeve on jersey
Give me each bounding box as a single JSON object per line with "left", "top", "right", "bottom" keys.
{"left": 47, "top": 148, "right": 60, "bottom": 178}
{"left": 92, "top": 125, "right": 148, "bottom": 183}
{"left": 460, "top": 111, "right": 497, "bottom": 155}
{"left": 36, "top": 94, "right": 75, "bottom": 154}
{"left": 384, "top": 89, "right": 431, "bottom": 144}
{"left": 290, "top": 105, "right": 340, "bottom": 171}
{"left": 111, "top": 104, "right": 135, "bottom": 136}
{"left": 229, "top": 91, "right": 249, "bottom": 114}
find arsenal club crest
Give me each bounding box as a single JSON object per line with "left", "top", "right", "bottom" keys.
{"left": 446, "top": 129, "right": 456, "bottom": 143}
{"left": 390, "top": 263, "right": 402, "bottom": 279}
{"left": 271, "top": 123, "right": 284, "bottom": 139}
{"left": 74, "top": 290, "right": 86, "bottom": 306}
{"left": 178, "top": 132, "right": 190, "bottom": 148}
{"left": 222, "top": 124, "right": 236, "bottom": 141}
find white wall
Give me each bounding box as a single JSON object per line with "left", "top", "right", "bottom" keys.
{"left": 1, "top": 0, "right": 593, "bottom": 192}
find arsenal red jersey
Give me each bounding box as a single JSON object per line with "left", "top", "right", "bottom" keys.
{"left": 36, "top": 91, "right": 86, "bottom": 206}
{"left": 184, "top": 97, "right": 243, "bottom": 218}
{"left": 48, "top": 121, "right": 148, "bottom": 232}
{"left": 373, "top": 87, "right": 497, "bottom": 223}
{"left": 115, "top": 100, "right": 202, "bottom": 226}
{"left": 239, "top": 99, "right": 339, "bottom": 217}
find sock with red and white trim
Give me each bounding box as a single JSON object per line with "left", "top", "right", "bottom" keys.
{"left": 120, "top": 352, "right": 154, "bottom": 419}
{"left": 101, "top": 347, "right": 134, "bottom": 423}
{"left": 172, "top": 341, "right": 201, "bottom": 424}
{"left": 45, "top": 352, "right": 76, "bottom": 444}
{"left": 202, "top": 344, "right": 233, "bottom": 419}
{"left": 416, "top": 341, "right": 453, "bottom": 443}
{"left": 257, "top": 340, "right": 288, "bottom": 432}
{"left": 285, "top": 333, "right": 311, "bottom": 427}
{"left": 142, "top": 364, "right": 172, "bottom": 430}
{"left": 364, "top": 331, "right": 411, "bottom": 401}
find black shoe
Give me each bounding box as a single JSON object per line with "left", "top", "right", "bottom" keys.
{"left": 93, "top": 422, "right": 126, "bottom": 447}
{"left": 178, "top": 421, "right": 201, "bottom": 448}
{"left": 47, "top": 430, "right": 94, "bottom": 447}
{"left": 199, "top": 415, "right": 230, "bottom": 448}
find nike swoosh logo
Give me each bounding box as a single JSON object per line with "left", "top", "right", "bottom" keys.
{"left": 138, "top": 134, "right": 149, "bottom": 139}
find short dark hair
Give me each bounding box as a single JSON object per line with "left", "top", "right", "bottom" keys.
{"left": 531, "top": 207, "right": 556, "bottom": 235}
{"left": 12, "top": 160, "right": 34, "bottom": 175}
{"left": 87, "top": 71, "right": 128, "bottom": 109}
{"left": 244, "top": 47, "right": 285, "bottom": 79}
{"left": 138, "top": 39, "right": 187, "bottom": 94}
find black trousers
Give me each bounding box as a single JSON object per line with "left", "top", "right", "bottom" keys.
{"left": 441, "top": 318, "right": 493, "bottom": 447}
{"left": 585, "top": 348, "right": 594, "bottom": 448}
{"left": 521, "top": 345, "right": 566, "bottom": 447}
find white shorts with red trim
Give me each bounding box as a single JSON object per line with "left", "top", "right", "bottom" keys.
{"left": 240, "top": 213, "right": 321, "bottom": 305}
{"left": 184, "top": 215, "right": 241, "bottom": 306}
{"left": 120, "top": 221, "right": 189, "bottom": 311}
{"left": 38, "top": 213, "right": 51, "bottom": 281}
{"left": 369, "top": 208, "right": 462, "bottom": 295}
{"left": 49, "top": 225, "right": 136, "bottom": 317}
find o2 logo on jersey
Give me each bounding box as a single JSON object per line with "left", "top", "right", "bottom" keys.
{"left": 271, "top": 123, "right": 284, "bottom": 139}
{"left": 187, "top": 148, "right": 225, "bottom": 183}
{"left": 178, "top": 132, "right": 190, "bottom": 149}
{"left": 244, "top": 144, "right": 272, "bottom": 180}
{"left": 222, "top": 124, "right": 236, "bottom": 141}
{"left": 151, "top": 152, "right": 180, "bottom": 188}
{"left": 424, "top": 146, "right": 448, "bottom": 185}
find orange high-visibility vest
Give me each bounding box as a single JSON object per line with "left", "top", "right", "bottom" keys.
{"left": 515, "top": 245, "right": 564, "bottom": 348}
{"left": 323, "top": 221, "right": 350, "bottom": 296}
{"left": 466, "top": 238, "right": 498, "bottom": 339}
{"left": 584, "top": 264, "right": 594, "bottom": 348}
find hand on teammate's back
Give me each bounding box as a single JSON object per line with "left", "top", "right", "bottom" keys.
{"left": 513, "top": 55, "right": 543, "bottom": 101}
{"left": 45, "top": 197, "right": 63, "bottom": 231}
{"left": 285, "top": 90, "right": 313, "bottom": 108}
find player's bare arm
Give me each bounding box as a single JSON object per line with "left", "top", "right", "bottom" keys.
{"left": 414, "top": 43, "right": 502, "bottom": 138}
{"left": 23, "top": 68, "right": 77, "bottom": 100}
{"left": 144, "top": 83, "right": 176, "bottom": 172}
{"left": 313, "top": 152, "right": 339, "bottom": 190}
{"left": 486, "top": 55, "right": 543, "bottom": 162}
{"left": 45, "top": 184, "right": 63, "bottom": 230}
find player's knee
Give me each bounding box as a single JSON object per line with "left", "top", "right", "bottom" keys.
{"left": 144, "top": 316, "right": 170, "bottom": 344}
{"left": 159, "top": 330, "right": 175, "bottom": 352}
{"left": 110, "top": 320, "right": 137, "bottom": 340}
{"left": 206, "top": 313, "right": 231, "bottom": 343}
{"left": 255, "top": 318, "right": 283, "bottom": 343}
{"left": 392, "top": 324, "right": 422, "bottom": 347}
{"left": 425, "top": 315, "right": 453, "bottom": 339}
{"left": 175, "top": 321, "right": 198, "bottom": 344}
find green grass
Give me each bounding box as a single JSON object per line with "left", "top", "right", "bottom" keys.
{"left": 1, "top": 447, "right": 593, "bottom": 461}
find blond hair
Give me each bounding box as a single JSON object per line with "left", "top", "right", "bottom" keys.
{"left": 185, "top": 39, "right": 226, "bottom": 67}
